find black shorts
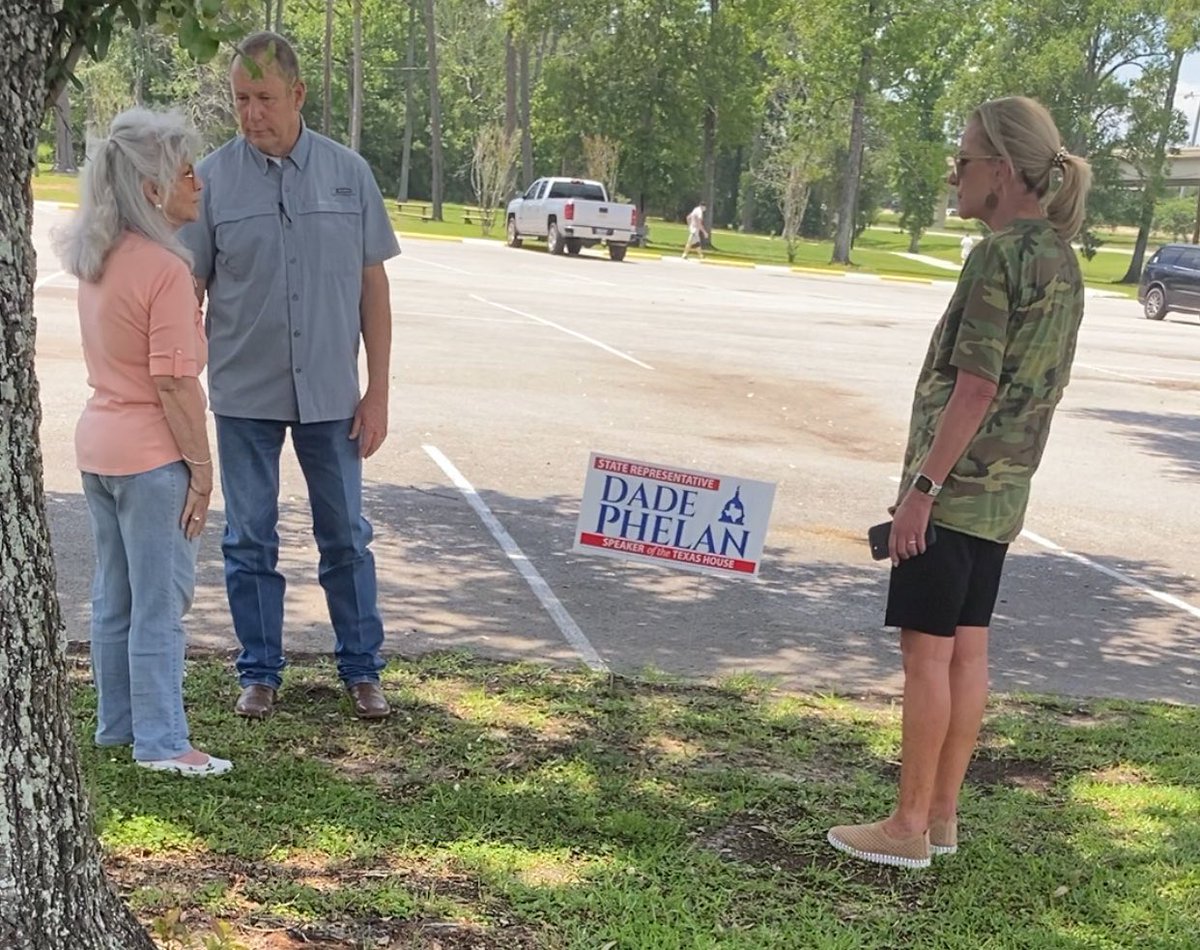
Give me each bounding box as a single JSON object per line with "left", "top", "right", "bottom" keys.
{"left": 885, "top": 525, "right": 1009, "bottom": 637}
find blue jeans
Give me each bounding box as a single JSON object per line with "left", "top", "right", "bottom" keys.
{"left": 215, "top": 415, "right": 385, "bottom": 688}
{"left": 83, "top": 461, "right": 197, "bottom": 762}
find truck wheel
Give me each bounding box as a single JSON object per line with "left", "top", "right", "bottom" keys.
{"left": 548, "top": 221, "right": 565, "bottom": 255}
{"left": 608, "top": 243, "right": 627, "bottom": 262}
{"left": 506, "top": 216, "right": 522, "bottom": 248}
{"left": 566, "top": 239, "right": 582, "bottom": 256}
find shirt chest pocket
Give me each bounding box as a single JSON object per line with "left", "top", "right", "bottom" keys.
{"left": 296, "top": 200, "right": 362, "bottom": 275}
{"left": 213, "top": 206, "right": 278, "bottom": 281}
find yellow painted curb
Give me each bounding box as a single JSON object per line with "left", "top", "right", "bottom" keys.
{"left": 880, "top": 275, "right": 933, "bottom": 285}
{"left": 790, "top": 266, "right": 845, "bottom": 277}
{"left": 395, "top": 231, "right": 463, "bottom": 242}
{"left": 701, "top": 258, "right": 755, "bottom": 269}
{"left": 626, "top": 251, "right": 663, "bottom": 260}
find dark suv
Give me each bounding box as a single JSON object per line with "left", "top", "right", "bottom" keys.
{"left": 1138, "top": 243, "right": 1200, "bottom": 321}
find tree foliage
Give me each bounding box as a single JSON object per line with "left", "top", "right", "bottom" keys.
{"left": 44, "top": 0, "right": 1199, "bottom": 242}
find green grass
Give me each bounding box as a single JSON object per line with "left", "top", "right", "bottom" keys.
{"left": 31, "top": 166, "right": 82, "bottom": 204}
{"left": 75, "top": 654, "right": 1200, "bottom": 949}
{"left": 875, "top": 209, "right": 1149, "bottom": 250}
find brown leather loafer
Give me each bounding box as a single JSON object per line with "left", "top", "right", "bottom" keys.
{"left": 347, "top": 682, "right": 391, "bottom": 720}
{"left": 234, "top": 684, "right": 276, "bottom": 719}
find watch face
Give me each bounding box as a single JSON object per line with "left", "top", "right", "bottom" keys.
{"left": 915, "top": 474, "right": 933, "bottom": 494}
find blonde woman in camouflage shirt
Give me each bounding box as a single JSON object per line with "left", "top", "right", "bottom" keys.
{"left": 828, "top": 97, "right": 1092, "bottom": 869}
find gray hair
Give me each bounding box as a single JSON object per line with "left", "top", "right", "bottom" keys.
{"left": 234, "top": 31, "right": 301, "bottom": 84}
{"left": 54, "top": 107, "right": 200, "bottom": 282}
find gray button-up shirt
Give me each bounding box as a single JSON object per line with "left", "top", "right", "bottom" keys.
{"left": 181, "top": 126, "right": 400, "bottom": 423}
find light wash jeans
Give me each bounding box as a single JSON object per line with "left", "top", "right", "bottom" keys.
{"left": 215, "top": 415, "right": 386, "bottom": 689}
{"left": 82, "top": 460, "right": 198, "bottom": 762}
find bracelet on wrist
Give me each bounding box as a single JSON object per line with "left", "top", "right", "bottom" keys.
{"left": 182, "top": 453, "right": 212, "bottom": 466}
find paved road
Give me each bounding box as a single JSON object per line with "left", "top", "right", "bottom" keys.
{"left": 31, "top": 204, "right": 1200, "bottom": 703}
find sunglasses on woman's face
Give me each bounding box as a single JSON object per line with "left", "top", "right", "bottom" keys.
{"left": 954, "top": 153, "right": 1001, "bottom": 175}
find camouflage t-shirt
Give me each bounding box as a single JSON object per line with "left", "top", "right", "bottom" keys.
{"left": 899, "top": 218, "right": 1084, "bottom": 543}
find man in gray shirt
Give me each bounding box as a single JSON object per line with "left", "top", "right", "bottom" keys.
{"left": 181, "top": 31, "right": 399, "bottom": 720}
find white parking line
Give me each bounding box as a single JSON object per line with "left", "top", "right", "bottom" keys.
{"left": 469, "top": 294, "right": 654, "bottom": 370}
{"left": 1019, "top": 530, "right": 1200, "bottom": 620}
{"left": 1075, "top": 362, "right": 1156, "bottom": 384}
{"left": 1077, "top": 361, "right": 1200, "bottom": 383}
{"left": 563, "top": 271, "right": 616, "bottom": 288}
{"left": 422, "top": 444, "right": 610, "bottom": 673}
{"left": 34, "top": 269, "right": 66, "bottom": 291}
{"left": 400, "top": 255, "right": 475, "bottom": 276}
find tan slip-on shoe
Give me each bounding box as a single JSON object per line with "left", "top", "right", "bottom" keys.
{"left": 234, "top": 684, "right": 276, "bottom": 719}
{"left": 347, "top": 681, "right": 391, "bottom": 720}
{"left": 827, "top": 821, "right": 931, "bottom": 869}
{"left": 929, "top": 818, "right": 958, "bottom": 855}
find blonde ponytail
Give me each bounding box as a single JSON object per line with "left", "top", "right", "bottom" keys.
{"left": 972, "top": 96, "right": 1093, "bottom": 241}
{"left": 1044, "top": 152, "right": 1092, "bottom": 241}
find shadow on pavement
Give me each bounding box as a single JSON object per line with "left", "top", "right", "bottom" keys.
{"left": 1074, "top": 408, "right": 1200, "bottom": 480}
{"left": 48, "top": 479, "right": 1199, "bottom": 705}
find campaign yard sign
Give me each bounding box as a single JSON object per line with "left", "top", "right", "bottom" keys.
{"left": 574, "top": 453, "right": 776, "bottom": 577}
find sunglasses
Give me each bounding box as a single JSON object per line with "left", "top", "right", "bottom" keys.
{"left": 954, "top": 153, "right": 1002, "bottom": 174}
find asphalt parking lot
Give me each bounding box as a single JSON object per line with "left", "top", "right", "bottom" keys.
{"left": 31, "top": 204, "right": 1200, "bottom": 703}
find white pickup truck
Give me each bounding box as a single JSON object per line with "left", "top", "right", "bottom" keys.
{"left": 505, "top": 177, "right": 638, "bottom": 261}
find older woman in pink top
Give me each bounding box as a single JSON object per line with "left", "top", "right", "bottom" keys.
{"left": 55, "top": 108, "right": 231, "bottom": 776}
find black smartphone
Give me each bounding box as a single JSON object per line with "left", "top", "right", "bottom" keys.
{"left": 868, "top": 521, "right": 937, "bottom": 561}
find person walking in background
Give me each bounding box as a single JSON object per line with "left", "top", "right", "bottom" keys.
{"left": 827, "top": 96, "right": 1092, "bottom": 868}
{"left": 960, "top": 231, "right": 975, "bottom": 263}
{"left": 180, "top": 32, "right": 400, "bottom": 722}
{"left": 56, "top": 108, "right": 231, "bottom": 777}
{"left": 681, "top": 201, "right": 708, "bottom": 260}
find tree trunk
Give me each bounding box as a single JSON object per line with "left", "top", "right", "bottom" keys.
{"left": 504, "top": 29, "right": 517, "bottom": 139}
{"left": 504, "top": 29, "right": 517, "bottom": 196}
{"left": 701, "top": 103, "right": 716, "bottom": 243}
{"left": 700, "top": 0, "right": 719, "bottom": 241}
{"left": 132, "top": 29, "right": 148, "bottom": 105}
{"left": 423, "top": 0, "right": 444, "bottom": 219}
{"left": 349, "top": 0, "right": 363, "bottom": 152}
{"left": 1, "top": 8, "right": 153, "bottom": 947}
{"left": 398, "top": 0, "right": 416, "bottom": 201}
{"left": 322, "top": 0, "right": 333, "bottom": 135}
{"left": 52, "top": 87, "right": 75, "bottom": 173}
{"left": 832, "top": 36, "right": 873, "bottom": 265}
{"left": 1121, "top": 47, "right": 1184, "bottom": 283}
{"left": 519, "top": 39, "right": 532, "bottom": 189}
{"left": 274, "top": 0, "right": 285, "bottom": 33}
{"left": 1192, "top": 186, "right": 1200, "bottom": 245}
{"left": 264, "top": 0, "right": 272, "bottom": 30}
{"left": 740, "top": 129, "right": 763, "bottom": 233}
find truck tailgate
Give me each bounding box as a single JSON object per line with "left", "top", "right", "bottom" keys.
{"left": 569, "top": 201, "right": 635, "bottom": 237}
